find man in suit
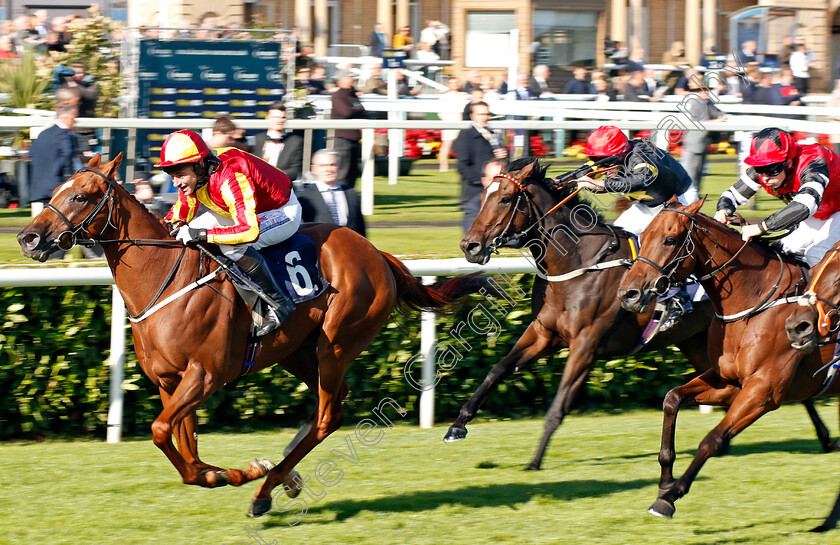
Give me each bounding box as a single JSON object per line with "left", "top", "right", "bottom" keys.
{"left": 253, "top": 102, "right": 304, "bottom": 181}
{"left": 529, "top": 64, "right": 554, "bottom": 98}
{"left": 368, "top": 23, "right": 387, "bottom": 58}
{"left": 453, "top": 101, "right": 507, "bottom": 232}
{"left": 297, "top": 149, "right": 366, "bottom": 237}
{"left": 29, "top": 102, "right": 82, "bottom": 217}
{"left": 331, "top": 70, "right": 367, "bottom": 188}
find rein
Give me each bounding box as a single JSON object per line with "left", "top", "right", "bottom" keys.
{"left": 638, "top": 207, "right": 804, "bottom": 322}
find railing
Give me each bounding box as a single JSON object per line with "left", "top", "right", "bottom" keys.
{"left": 0, "top": 257, "right": 537, "bottom": 441}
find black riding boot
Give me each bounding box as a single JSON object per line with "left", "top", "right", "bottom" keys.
{"left": 661, "top": 286, "right": 693, "bottom": 332}
{"left": 236, "top": 247, "right": 295, "bottom": 336}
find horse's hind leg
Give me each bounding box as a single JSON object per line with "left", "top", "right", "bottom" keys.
{"left": 527, "top": 337, "right": 597, "bottom": 470}
{"left": 803, "top": 398, "right": 840, "bottom": 452}
{"left": 444, "top": 320, "right": 556, "bottom": 442}
{"left": 650, "top": 376, "right": 774, "bottom": 519}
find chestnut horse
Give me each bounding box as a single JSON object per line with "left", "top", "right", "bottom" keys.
{"left": 617, "top": 199, "right": 839, "bottom": 525}
{"left": 17, "top": 154, "right": 481, "bottom": 517}
{"left": 786, "top": 243, "right": 840, "bottom": 532}
{"left": 445, "top": 157, "right": 719, "bottom": 470}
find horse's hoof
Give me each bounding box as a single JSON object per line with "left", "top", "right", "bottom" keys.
{"left": 524, "top": 462, "right": 541, "bottom": 471}
{"left": 647, "top": 499, "right": 676, "bottom": 519}
{"left": 282, "top": 469, "right": 303, "bottom": 499}
{"left": 825, "top": 441, "right": 840, "bottom": 453}
{"left": 811, "top": 524, "right": 832, "bottom": 533}
{"left": 443, "top": 426, "right": 467, "bottom": 442}
{"left": 250, "top": 459, "right": 275, "bottom": 477}
{"left": 248, "top": 497, "right": 272, "bottom": 518}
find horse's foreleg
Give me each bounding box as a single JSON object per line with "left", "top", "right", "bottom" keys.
{"left": 159, "top": 388, "right": 217, "bottom": 471}
{"left": 652, "top": 370, "right": 740, "bottom": 507}
{"left": 803, "top": 399, "right": 840, "bottom": 452}
{"left": 650, "top": 378, "right": 776, "bottom": 519}
{"left": 813, "top": 485, "right": 840, "bottom": 532}
{"left": 527, "top": 336, "right": 597, "bottom": 470}
{"left": 444, "top": 320, "right": 556, "bottom": 443}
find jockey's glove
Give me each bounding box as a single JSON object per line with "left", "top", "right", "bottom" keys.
{"left": 171, "top": 225, "right": 207, "bottom": 245}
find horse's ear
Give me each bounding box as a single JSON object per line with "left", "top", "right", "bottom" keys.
{"left": 513, "top": 159, "right": 538, "bottom": 180}
{"left": 86, "top": 153, "right": 102, "bottom": 168}
{"left": 683, "top": 197, "right": 706, "bottom": 215}
{"left": 101, "top": 152, "right": 124, "bottom": 178}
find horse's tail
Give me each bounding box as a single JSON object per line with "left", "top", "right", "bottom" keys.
{"left": 380, "top": 251, "right": 488, "bottom": 312}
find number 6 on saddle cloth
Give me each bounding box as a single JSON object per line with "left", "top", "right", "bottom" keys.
{"left": 213, "top": 233, "right": 329, "bottom": 333}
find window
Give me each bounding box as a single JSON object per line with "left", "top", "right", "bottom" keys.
{"left": 533, "top": 11, "right": 598, "bottom": 67}
{"left": 465, "top": 11, "right": 516, "bottom": 68}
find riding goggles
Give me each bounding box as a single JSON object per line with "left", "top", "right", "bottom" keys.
{"left": 753, "top": 162, "right": 786, "bottom": 177}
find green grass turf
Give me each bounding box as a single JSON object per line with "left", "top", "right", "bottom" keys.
{"left": 1, "top": 404, "right": 838, "bottom": 544}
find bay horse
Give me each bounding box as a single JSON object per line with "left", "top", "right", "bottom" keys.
{"left": 617, "top": 199, "right": 839, "bottom": 525}
{"left": 17, "top": 153, "right": 482, "bottom": 517}
{"left": 445, "top": 157, "right": 720, "bottom": 470}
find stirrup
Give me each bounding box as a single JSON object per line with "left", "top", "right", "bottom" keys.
{"left": 660, "top": 296, "right": 692, "bottom": 332}
{"left": 255, "top": 299, "right": 294, "bottom": 337}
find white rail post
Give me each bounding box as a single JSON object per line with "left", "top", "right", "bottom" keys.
{"left": 361, "top": 127, "right": 375, "bottom": 215}
{"left": 107, "top": 287, "right": 126, "bottom": 443}
{"left": 419, "top": 276, "right": 437, "bottom": 428}
{"left": 387, "top": 68, "right": 400, "bottom": 185}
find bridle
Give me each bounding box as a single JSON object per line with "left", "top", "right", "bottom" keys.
{"left": 800, "top": 248, "right": 840, "bottom": 337}
{"left": 486, "top": 173, "right": 583, "bottom": 253}
{"left": 634, "top": 207, "right": 804, "bottom": 322}
{"left": 44, "top": 166, "right": 119, "bottom": 251}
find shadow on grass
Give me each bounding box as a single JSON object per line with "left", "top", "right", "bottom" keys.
{"left": 261, "top": 478, "right": 653, "bottom": 527}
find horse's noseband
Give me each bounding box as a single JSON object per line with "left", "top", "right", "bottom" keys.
{"left": 44, "top": 166, "right": 116, "bottom": 251}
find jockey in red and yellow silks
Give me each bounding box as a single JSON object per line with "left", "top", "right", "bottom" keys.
{"left": 165, "top": 146, "right": 293, "bottom": 245}
{"left": 157, "top": 129, "right": 301, "bottom": 336}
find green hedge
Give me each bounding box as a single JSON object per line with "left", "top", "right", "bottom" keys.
{"left": 0, "top": 275, "right": 696, "bottom": 439}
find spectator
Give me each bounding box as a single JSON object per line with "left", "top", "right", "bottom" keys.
{"left": 416, "top": 42, "right": 440, "bottom": 78}
{"left": 434, "top": 20, "right": 450, "bottom": 59}
{"left": 296, "top": 149, "right": 366, "bottom": 237}
{"left": 608, "top": 40, "right": 629, "bottom": 65}
{"left": 622, "top": 71, "right": 654, "bottom": 102}
{"left": 368, "top": 23, "right": 387, "bottom": 57}
{"left": 794, "top": 35, "right": 815, "bottom": 66}
{"left": 674, "top": 67, "right": 699, "bottom": 96}
{"left": 789, "top": 44, "right": 811, "bottom": 95}
{"left": 13, "top": 15, "right": 38, "bottom": 54}
{"left": 462, "top": 70, "right": 482, "bottom": 93}
{"left": 29, "top": 103, "right": 83, "bottom": 218}
{"left": 66, "top": 62, "right": 97, "bottom": 118}
{"left": 309, "top": 65, "right": 329, "bottom": 94}
{"left": 331, "top": 70, "right": 367, "bottom": 187}
{"left": 592, "top": 76, "right": 617, "bottom": 101}
{"left": 438, "top": 77, "right": 466, "bottom": 172}
{"left": 778, "top": 68, "right": 802, "bottom": 105}
{"left": 529, "top": 64, "right": 554, "bottom": 97}
{"left": 47, "top": 17, "right": 70, "bottom": 52}
{"left": 509, "top": 73, "right": 535, "bottom": 101}
{"left": 254, "top": 102, "right": 304, "bottom": 181}
{"left": 206, "top": 115, "right": 239, "bottom": 149}
{"left": 780, "top": 35, "right": 794, "bottom": 67}
{"left": 626, "top": 47, "right": 646, "bottom": 73}
{"left": 453, "top": 101, "right": 507, "bottom": 231}
{"left": 661, "top": 41, "right": 686, "bottom": 66}
{"left": 463, "top": 87, "right": 484, "bottom": 120}
{"left": 194, "top": 12, "right": 221, "bottom": 39}
{"left": 296, "top": 67, "right": 314, "bottom": 93}
{"left": 701, "top": 45, "right": 723, "bottom": 69}
{"left": 562, "top": 67, "right": 594, "bottom": 95}
{"left": 362, "top": 64, "right": 387, "bottom": 95}
{"left": 0, "top": 36, "right": 19, "bottom": 58}
{"left": 393, "top": 26, "right": 413, "bottom": 54}
{"left": 297, "top": 44, "right": 315, "bottom": 71}
{"left": 740, "top": 64, "right": 762, "bottom": 104}
{"left": 419, "top": 20, "right": 438, "bottom": 51}
{"left": 481, "top": 159, "right": 505, "bottom": 190}
{"left": 679, "top": 83, "right": 724, "bottom": 192}
{"left": 735, "top": 40, "right": 757, "bottom": 65}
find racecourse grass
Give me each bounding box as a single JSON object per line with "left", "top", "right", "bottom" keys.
{"left": 1, "top": 404, "right": 839, "bottom": 545}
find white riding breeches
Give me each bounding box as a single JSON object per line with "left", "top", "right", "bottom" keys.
{"left": 188, "top": 191, "right": 302, "bottom": 260}
{"left": 614, "top": 185, "right": 701, "bottom": 239}
{"left": 779, "top": 210, "right": 840, "bottom": 267}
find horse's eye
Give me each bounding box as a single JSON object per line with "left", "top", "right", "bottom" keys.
{"left": 73, "top": 194, "right": 87, "bottom": 203}
{"left": 664, "top": 236, "right": 678, "bottom": 246}
{"left": 499, "top": 196, "right": 512, "bottom": 205}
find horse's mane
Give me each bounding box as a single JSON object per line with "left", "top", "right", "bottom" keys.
{"left": 505, "top": 156, "right": 607, "bottom": 226}
{"left": 683, "top": 207, "right": 808, "bottom": 268}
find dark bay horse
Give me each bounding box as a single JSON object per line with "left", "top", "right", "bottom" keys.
{"left": 446, "top": 157, "right": 718, "bottom": 470}
{"left": 17, "top": 154, "right": 481, "bottom": 517}
{"left": 617, "top": 199, "right": 838, "bottom": 525}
